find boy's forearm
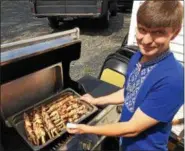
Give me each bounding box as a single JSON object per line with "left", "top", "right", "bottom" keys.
{"left": 85, "top": 122, "right": 137, "bottom": 137}
{"left": 94, "top": 89, "right": 124, "bottom": 105}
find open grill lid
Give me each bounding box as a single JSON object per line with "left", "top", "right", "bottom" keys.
{"left": 0, "top": 28, "right": 82, "bottom": 126}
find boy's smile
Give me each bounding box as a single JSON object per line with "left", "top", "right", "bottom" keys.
{"left": 136, "top": 24, "right": 180, "bottom": 62}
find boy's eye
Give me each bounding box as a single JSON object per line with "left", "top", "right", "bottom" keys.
{"left": 152, "top": 31, "right": 165, "bottom": 35}
{"left": 155, "top": 32, "right": 161, "bottom": 35}
{"left": 138, "top": 27, "right": 146, "bottom": 33}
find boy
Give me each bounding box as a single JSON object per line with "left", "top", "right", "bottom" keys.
{"left": 67, "top": 1, "right": 184, "bottom": 151}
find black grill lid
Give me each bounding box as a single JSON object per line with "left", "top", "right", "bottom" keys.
{"left": 0, "top": 28, "right": 81, "bottom": 126}
{"left": 1, "top": 63, "right": 64, "bottom": 126}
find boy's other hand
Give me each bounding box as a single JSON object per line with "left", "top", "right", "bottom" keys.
{"left": 80, "top": 94, "right": 97, "bottom": 105}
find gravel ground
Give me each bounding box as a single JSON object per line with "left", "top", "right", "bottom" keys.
{"left": 1, "top": 0, "right": 131, "bottom": 80}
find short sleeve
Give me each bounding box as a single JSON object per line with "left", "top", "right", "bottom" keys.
{"left": 140, "top": 78, "right": 184, "bottom": 123}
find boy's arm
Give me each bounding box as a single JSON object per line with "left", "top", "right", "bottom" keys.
{"left": 92, "top": 89, "right": 124, "bottom": 105}
{"left": 67, "top": 108, "right": 159, "bottom": 137}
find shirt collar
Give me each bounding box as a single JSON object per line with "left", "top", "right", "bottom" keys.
{"left": 137, "top": 50, "right": 172, "bottom": 68}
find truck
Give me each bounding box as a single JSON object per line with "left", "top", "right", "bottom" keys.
{"left": 29, "top": 0, "right": 118, "bottom": 29}
{"left": 117, "top": 0, "right": 133, "bottom": 10}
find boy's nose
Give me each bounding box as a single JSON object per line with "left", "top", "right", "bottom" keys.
{"left": 142, "top": 33, "right": 153, "bottom": 45}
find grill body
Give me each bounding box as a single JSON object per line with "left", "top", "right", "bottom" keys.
{"left": 1, "top": 29, "right": 121, "bottom": 151}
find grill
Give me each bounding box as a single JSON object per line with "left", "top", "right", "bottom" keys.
{"left": 1, "top": 28, "right": 121, "bottom": 151}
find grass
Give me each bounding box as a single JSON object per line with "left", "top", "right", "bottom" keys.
{"left": 84, "top": 66, "right": 93, "bottom": 74}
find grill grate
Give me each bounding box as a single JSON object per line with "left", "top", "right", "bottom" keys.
{"left": 48, "top": 134, "right": 73, "bottom": 151}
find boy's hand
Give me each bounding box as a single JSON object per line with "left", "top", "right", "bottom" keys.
{"left": 80, "top": 94, "right": 97, "bottom": 105}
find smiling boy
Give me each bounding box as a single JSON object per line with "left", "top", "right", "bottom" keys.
{"left": 67, "top": 1, "right": 184, "bottom": 151}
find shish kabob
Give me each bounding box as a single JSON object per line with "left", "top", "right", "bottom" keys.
{"left": 24, "top": 93, "right": 89, "bottom": 146}
{"left": 24, "top": 107, "right": 59, "bottom": 146}
{"left": 46, "top": 94, "right": 73, "bottom": 113}
{"left": 24, "top": 110, "right": 46, "bottom": 146}
{"left": 32, "top": 109, "right": 46, "bottom": 145}
{"left": 48, "top": 95, "right": 88, "bottom": 127}
{"left": 24, "top": 113, "right": 37, "bottom": 145}
{"left": 41, "top": 106, "right": 59, "bottom": 139}
{"left": 47, "top": 96, "right": 73, "bottom": 130}
{"left": 24, "top": 96, "right": 70, "bottom": 146}
{"left": 58, "top": 97, "right": 88, "bottom": 123}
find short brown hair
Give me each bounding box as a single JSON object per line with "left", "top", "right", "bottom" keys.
{"left": 137, "top": 0, "right": 183, "bottom": 30}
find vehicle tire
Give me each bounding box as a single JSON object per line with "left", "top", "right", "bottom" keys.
{"left": 99, "top": 11, "right": 110, "bottom": 28}
{"left": 110, "top": 10, "right": 117, "bottom": 16}
{"left": 110, "top": 2, "right": 117, "bottom": 16}
{"left": 48, "top": 17, "right": 59, "bottom": 29}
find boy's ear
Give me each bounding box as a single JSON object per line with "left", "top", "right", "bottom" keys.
{"left": 171, "top": 27, "right": 181, "bottom": 40}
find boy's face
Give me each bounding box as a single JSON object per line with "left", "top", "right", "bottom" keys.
{"left": 136, "top": 24, "right": 179, "bottom": 59}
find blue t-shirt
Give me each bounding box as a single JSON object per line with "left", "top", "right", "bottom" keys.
{"left": 120, "top": 51, "right": 184, "bottom": 151}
